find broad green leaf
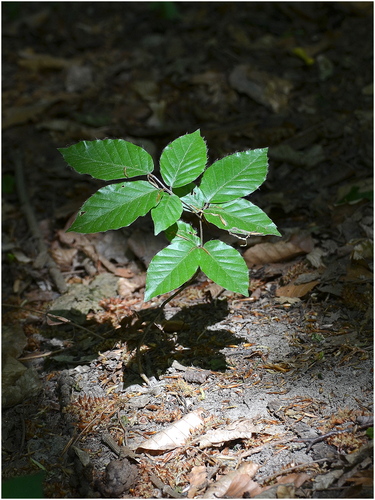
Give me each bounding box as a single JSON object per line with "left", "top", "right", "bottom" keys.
{"left": 172, "top": 182, "right": 196, "bottom": 198}
{"left": 145, "top": 240, "right": 200, "bottom": 300}
{"left": 204, "top": 198, "right": 281, "bottom": 237}
{"left": 160, "top": 130, "right": 207, "bottom": 188}
{"left": 199, "top": 148, "right": 268, "bottom": 203}
{"left": 69, "top": 181, "right": 160, "bottom": 233}
{"left": 199, "top": 240, "right": 249, "bottom": 296}
{"left": 151, "top": 192, "right": 183, "bottom": 235}
{"left": 58, "top": 139, "right": 154, "bottom": 180}
{"left": 165, "top": 220, "right": 200, "bottom": 244}
{"left": 179, "top": 186, "right": 206, "bottom": 213}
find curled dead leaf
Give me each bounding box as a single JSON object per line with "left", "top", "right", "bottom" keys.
{"left": 244, "top": 233, "right": 314, "bottom": 267}
{"left": 188, "top": 465, "right": 207, "bottom": 498}
{"left": 203, "top": 462, "right": 259, "bottom": 498}
{"left": 199, "top": 418, "right": 260, "bottom": 449}
{"left": 137, "top": 410, "right": 204, "bottom": 452}
{"left": 50, "top": 241, "right": 78, "bottom": 270}
{"left": 276, "top": 280, "right": 319, "bottom": 298}
{"left": 117, "top": 277, "right": 139, "bottom": 297}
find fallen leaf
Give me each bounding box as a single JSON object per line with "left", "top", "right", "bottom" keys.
{"left": 3, "top": 100, "right": 59, "bottom": 129}
{"left": 203, "top": 462, "right": 259, "bottom": 498}
{"left": 114, "top": 268, "right": 134, "bottom": 278}
{"left": 276, "top": 472, "right": 311, "bottom": 488}
{"left": 50, "top": 241, "right": 78, "bottom": 270}
{"left": 199, "top": 418, "right": 260, "bottom": 449}
{"left": 244, "top": 233, "right": 314, "bottom": 267}
{"left": 276, "top": 280, "right": 319, "bottom": 298}
{"left": 117, "top": 277, "right": 139, "bottom": 297}
{"left": 276, "top": 484, "right": 295, "bottom": 498}
{"left": 188, "top": 465, "right": 207, "bottom": 498}
{"left": 225, "top": 475, "right": 258, "bottom": 498}
{"left": 137, "top": 410, "right": 204, "bottom": 452}
{"left": 18, "top": 49, "right": 77, "bottom": 70}
{"left": 229, "top": 65, "right": 293, "bottom": 113}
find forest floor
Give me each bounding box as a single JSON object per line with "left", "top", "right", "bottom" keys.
{"left": 2, "top": 3, "right": 373, "bottom": 498}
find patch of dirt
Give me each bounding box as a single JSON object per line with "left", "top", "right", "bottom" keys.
{"left": 2, "top": 2, "right": 373, "bottom": 498}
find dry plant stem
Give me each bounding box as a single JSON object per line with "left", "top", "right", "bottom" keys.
{"left": 13, "top": 152, "right": 68, "bottom": 293}
{"left": 260, "top": 457, "right": 331, "bottom": 485}
{"left": 294, "top": 422, "right": 374, "bottom": 452}
{"left": 137, "top": 270, "right": 200, "bottom": 384}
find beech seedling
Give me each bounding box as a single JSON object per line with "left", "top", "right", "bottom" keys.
{"left": 59, "top": 130, "right": 280, "bottom": 301}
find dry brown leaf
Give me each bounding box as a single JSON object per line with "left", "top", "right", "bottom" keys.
{"left": 3, "top": 100, "right": 59, "bottom": 129}
{"left": 203, "top": 462, "right": 259, "bottom": 498}
{"left": 114, "top": 268, "right": 134, "bottom": 278}
{"left": 244, "top": 233, "right": 314, "bottom": 267}
{"left": 199, "top": 418, "right": 260, "bottom": 449}
{"left": 18, "top": 49, "right": 77, "bottom": 70}
{"left": 241, "top": 480, "right": 263, "bottom": 498}
{"left": 345, "top": 469, "right": 373, "bottom": 486}
{"left": 276, "top": 280, "right": 319, "bottom": 298}
{"left": 188, "top": 465, "right": 207, "bottom": 498}
{"left": 58, "top": 230, "right": 132, "bottom": 276}
{"left": 276, "top": 472, "right": 311, "bottom": 488}
{"left": 229, "top": 65, "right": 293, "bottom": 113}
{"left": 117, "top": 277, "right": 139, "bottom": 297}
{"left": 50, "top": 241, "right": 78, "bottom": 270}
{"left": 137, "top": 410, "right": 204, "bottom": 452}
{"left": 225, "top": 475, "right": 257, "bottom": 498}
{"left": 276, "top": 484, "right": 295, "bottom": 498}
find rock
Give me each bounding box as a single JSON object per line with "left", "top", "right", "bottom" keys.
{"left": 2, "top": 355, "right": 42, "bottom": 408}
{"left": 96, "top": 459, "right": 138, "bottom": 498}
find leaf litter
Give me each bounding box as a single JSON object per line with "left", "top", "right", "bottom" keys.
{"left": 2, "top": 2, "right": 373, "bottom": 498}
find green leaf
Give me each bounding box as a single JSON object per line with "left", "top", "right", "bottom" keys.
{"left": 179, "top": 186, "right": 206, "bottom": 213}
{"left": 151, "top": 192, "right": 183, "bottom": 235}
{"left": 172, "top": 182, "right": 196, "bottom": 198}
{"left": 204, "top": 198, "right": 281, "bottom": 237}
{"left": 160, "top": 130, "right": 207, "bottom": 188}
{"left": 165, "top": 220, "right": 200, "bottom": 244}
{"left": 69, "top": 181, "right": 160, "bottom": 233}
{"left": 199, "top": 240, "right": 249, "bottom": 296}
{"left": 199, "top": 148, "right": 268, "bottom": 203}
{"left": 145, "top": 240, "right": 200, "bottom": 300}
{"left": 58, "top": 139, "right": 154, "bottom": 180}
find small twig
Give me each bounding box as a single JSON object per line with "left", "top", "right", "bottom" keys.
{"left": 13, "top": 151, "right": 68, "bottom": 293}
{"left": 293, "top": 423, "right": 374, "bottom": 452}
{"left": 62, "top": 413, "right": 102, "bottom": 456}
{"left": 101, "top": 432, "right": 138, "bottom": 461}
{"left": 260, "top": 457, "right": 331, "bottom": 485}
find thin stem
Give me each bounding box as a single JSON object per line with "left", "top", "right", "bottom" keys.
{"left": 147, "top": 173, "right": 201, "bottom": 215}
{"left": 199, "top": 217, "right": 204, "bottom": 247}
